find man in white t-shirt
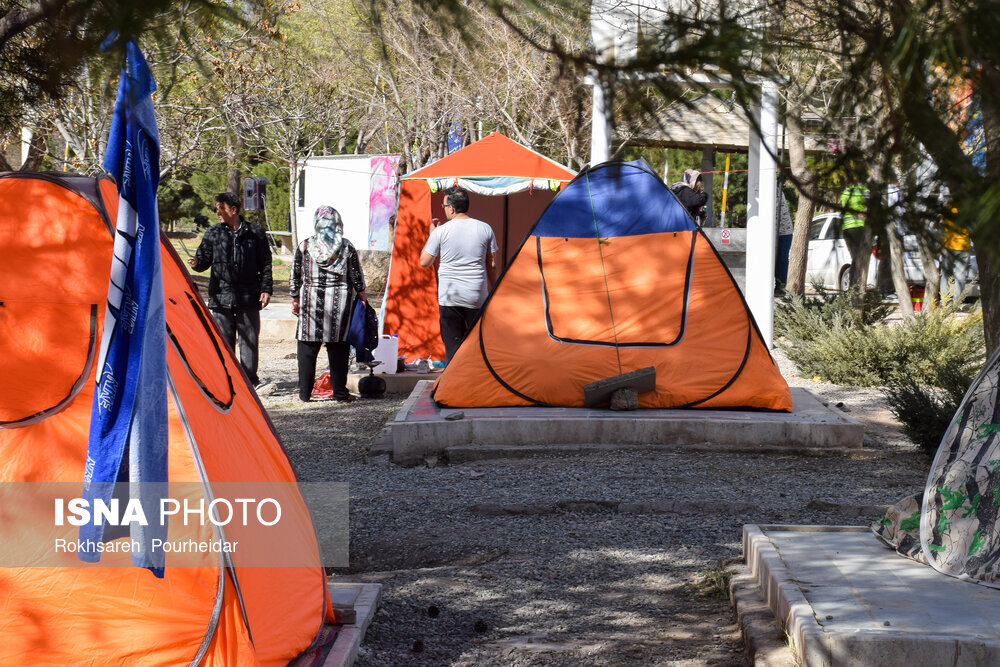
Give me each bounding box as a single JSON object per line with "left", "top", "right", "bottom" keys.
{"left": 420, "top": 186, "right": 500, "bottom": 363}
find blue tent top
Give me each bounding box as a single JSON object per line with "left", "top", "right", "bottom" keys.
{"left": 533, "top": 161, "right": 696, "bottom": 239}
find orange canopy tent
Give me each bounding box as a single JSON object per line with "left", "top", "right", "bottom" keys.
{"left": 0, "top": 172, "right": 335, "bottom": 665}
{"left": 432, "top": 161, "right": 792, "bottom": 411}
{"left": 383, "top": 132, "right": 575, "bottom": 361}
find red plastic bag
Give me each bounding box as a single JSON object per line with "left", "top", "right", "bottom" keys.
{"left": 311, "top": 372, "right": 334, "bottom": 400}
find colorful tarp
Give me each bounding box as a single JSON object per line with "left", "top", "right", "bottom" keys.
{"left": 432, "top": 161, "right": 793, "bottom": 411}
{"left": 875, "top": 346, "right": 1000, "bottom": 587}
{"left": 368, "top": 155, "right": 400, "bottom": 250}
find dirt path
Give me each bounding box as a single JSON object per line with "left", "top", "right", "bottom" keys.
{"left": 254, "top": 340, "right": 928, "bottom": 666}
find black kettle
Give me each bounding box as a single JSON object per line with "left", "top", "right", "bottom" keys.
{"left": 358, "top": 361, "right": 386, "bottom": 399}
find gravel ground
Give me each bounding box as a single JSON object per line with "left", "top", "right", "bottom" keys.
{"left": 254, "top": 335, "right": 930, "bottom": 666}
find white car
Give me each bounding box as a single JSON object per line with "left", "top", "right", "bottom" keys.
{"left": 806, "top": 212, "right": 927, "bottom": 292}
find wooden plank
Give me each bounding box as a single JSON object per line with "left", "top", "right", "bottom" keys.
{"left": 583, "top": 367, "right": 656, "bottom": 407}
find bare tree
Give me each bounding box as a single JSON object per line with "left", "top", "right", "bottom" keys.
{"left": 470, "top": 0, "right": 998, "bottom": 348}
{"left": 0, "top": 0, "right": 247, "bottom": 137}
{"left": 9, "top": 2, "right": 259, "bottom": 183}
{"left": 782, "top": 52, "right": 829, "bottom": 296}
{"left": 299, "top": 0, "right": 587, "bottom": 172}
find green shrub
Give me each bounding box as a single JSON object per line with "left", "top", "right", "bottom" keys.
{"left": 883, "top": 359, "right": 975, "bottom": 456}
{"left": 775, "top": 287, "right": 891, "bottom": 341}
{"left": 775, "top": 290, "right": 984, "bottom": 387}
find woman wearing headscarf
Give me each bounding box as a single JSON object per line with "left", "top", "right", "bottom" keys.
{"left": 669, "top": 168, "right": 709, "bottom": 223}
{"left": 291, "top": 206, "right": 367, "bottom": 402}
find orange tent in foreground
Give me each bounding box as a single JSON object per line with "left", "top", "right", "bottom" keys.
{"left": 433, "top": 161, "right": 793, "bottom": 411}
{"left": 0, "top": 172, "right": 334, "bottom": 664}
{"left": 384, "top": 132, "right": 575, "bottom": 361}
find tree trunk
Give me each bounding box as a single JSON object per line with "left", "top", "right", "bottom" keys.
{"left": 22, "top": 130, "right": 45, "bottom": 171}
{"left": 225, "top": 134, "right": 240, "bottom": 195}
{"left": 893, "top": 45, "right": 993, "bottom": 339}
{"left": 227, "top": 169, "right": 240, "bottom": 198}
{"left": 976, "top": 243, "right": 1000, "bottom": 352}
{"left": 355, "top": 126, "right": 372, "bottom": 154}
{"left": 785, "top": 105, "right": 818, "bottom": 295}
{"left": 975, "top": 99, "right": 1000, "bottom": 352}
{"left": 853, "top": 225, "right": 874, "bottom": 293}
{"left": 915, "top": 234, "right": 941, "bottom": 309}
{"left": 881, "top": 165, "right": 910, "bottom": 307}
{"left": 288, "top": 164, "right": 300, "bottom": 250}
{"left": 886, "top": 226, "right": 914, "bottom": 318}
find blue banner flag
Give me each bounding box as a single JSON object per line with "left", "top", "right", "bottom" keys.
{"left": 447, "top": 120, "right": 464, "bottom": 154}
{"left": 81, "top": 40, "right": 169, "bottom": 576}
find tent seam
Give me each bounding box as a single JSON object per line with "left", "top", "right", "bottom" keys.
{"left": 165, "top": 372, "right": 239, "bottom": 663}
{"left": 164, "top": 291, "right": 236, "bottom": 412}
{"left": 584, "top": 172, "right": 623, "bottom": 374}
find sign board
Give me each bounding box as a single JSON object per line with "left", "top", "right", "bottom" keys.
{"left": 295, "top": 155, "right": 400, "bottom": 251}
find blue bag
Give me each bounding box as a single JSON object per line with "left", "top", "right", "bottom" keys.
{"left": 347, "top": 299, "right": 379, "bottom": 363}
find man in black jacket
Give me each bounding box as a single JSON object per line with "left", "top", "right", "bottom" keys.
{"left": 188, "top": 192, "right": 273, "bottom": 387}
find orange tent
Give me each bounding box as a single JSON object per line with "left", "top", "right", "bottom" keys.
{"left": 433, "top": 161, "right": 793, "bottom": 411}
{"left": 0, "top": 172, "right": 335, "bottom": 664}
{"left": 383, "top": 132, "right": 575, "bottom": 361}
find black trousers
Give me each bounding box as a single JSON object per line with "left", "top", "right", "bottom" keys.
{"left": 297, "top": 340, "right": 350, "bottom": 401}
{"left": 439, "top": 305, "right": 481, "bottom": 363}
{"left": 211, "top": 307, "right": 261, "bottom": 385}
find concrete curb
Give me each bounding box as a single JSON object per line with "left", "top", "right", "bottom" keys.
{"left": 742, "top": 524, "right": 862, "bottom": 666}
{"left": 323, "top": 583, "right": 382, "bottom": 667}
{"left": 740, "top": 525, "right": 1000, "bottom": 666}
{"left": 444, "top": 443, "right": 881, "bottom": 464}
{"left": 729, "top": 566, "right": 797, "bottom": 666}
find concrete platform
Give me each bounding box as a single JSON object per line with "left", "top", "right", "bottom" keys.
{"left": 388, "top": 383, "right": 863, "bottom": 465}
{"left": 323, "top": 582, "right": 381, "bottom": 667}
{"left": 738, "top": 524, "right": 1000, "bottom": 666}
{"left": 259, "top": 303, "right": 297, "bottom": 340}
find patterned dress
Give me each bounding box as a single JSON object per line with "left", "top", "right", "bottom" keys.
{"left": 290, "top": 238, "right": 365, "bottom": 342}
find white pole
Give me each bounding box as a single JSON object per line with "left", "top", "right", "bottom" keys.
{"left": 590, "top": 80, "right": 611, "bottom": 165}
{"left": 20, "top": 127, "right": 32, "bottom": 167}
{"left": 700, "top": 147, "right": 714, "bottom": 226}
{"left": 589, "top": 0, "right": 614, "bottom": 165}
{"left": 745, "top": 81, "right": 779, "bottom": 348}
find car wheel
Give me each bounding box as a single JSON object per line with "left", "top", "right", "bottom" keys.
{"left": 838, "top": 266, "right": 851, "bottom": 292}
